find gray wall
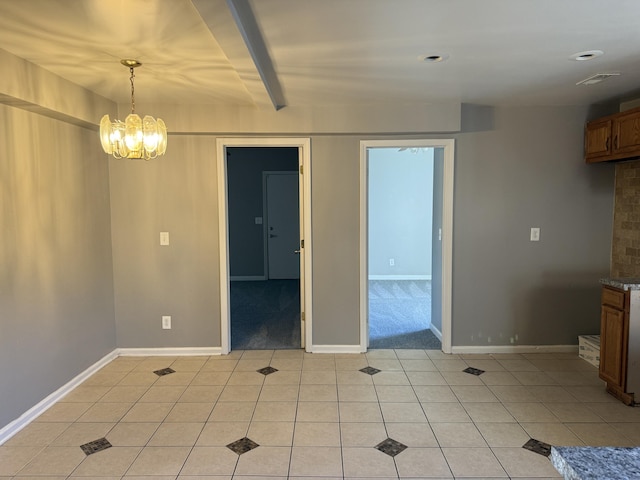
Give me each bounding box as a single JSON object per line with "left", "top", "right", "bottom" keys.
{"left": 0, "top": 96, "right": 617, "bottom": 432}
{"left": 310, "top": 136, "right": 362, "bottom": 345}
{"left": 227, "top": 147, "right": 298, "bottom": 277}
{"left": 107, "top": 106, "right": 614, "bottom": 349}
{"left": 109, "top": 135, "right": 221, "bottom": 348}
{"left": 452, "top": 106, "right": 614, "bottom": 346}
{"left": 0, "top": 21, "right": 621, "bottom": 438}
{"left": 0, "top": 104, "right": 116, "bottom": 429}
{"left": 368, "top": 148, "right": 434, "bottom": 277}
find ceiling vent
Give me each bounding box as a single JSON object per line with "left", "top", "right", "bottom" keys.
{"left": 576, "top": 73, "right": 620, "bottom": 86}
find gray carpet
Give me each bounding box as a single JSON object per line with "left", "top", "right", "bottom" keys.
{"left": 230, "top": 280, "right": 301, "bottom": 350}
{"left": 368, "top": 280, "right": 441, "bottom": 350}
{"left": 230, "top": 279, "right": 441, "bottom": 350}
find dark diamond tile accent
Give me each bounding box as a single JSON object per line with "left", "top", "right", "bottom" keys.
{"left": 227, "top": 437, "right": 260, "bottom": 455}
{"left": 153, "top": 367, "right": 175, "bottom": 377}
{"left": 80, "top": 437, "right": 112, "bottom": 456}
{"left": 463, "top": 367, "right": 485, "bottom": 376}
{"left": 375, "top": 437, "right": 408, "bottom": 457}
{"left": 523, "top": 438, "right": 552, "bottom": 457}
{"left": 257, "top": 366, "right": 278, "bottom": 376}
{"left": 360, "top": 366, "right": 381, "bottom": 376}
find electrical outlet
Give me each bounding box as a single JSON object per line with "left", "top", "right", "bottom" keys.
{"left": 162, "top": 315, "right": 171, "bottom": 329}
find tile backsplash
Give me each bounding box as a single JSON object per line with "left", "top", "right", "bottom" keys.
{"left": 612, "top": 159, "right": 640, "bottom": 277}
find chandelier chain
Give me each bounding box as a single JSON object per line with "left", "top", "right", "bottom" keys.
{"left": 129, "top": 66, "right": 136, "bottom": 114}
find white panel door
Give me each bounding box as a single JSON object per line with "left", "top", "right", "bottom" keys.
{"left": 266, "top": 172, "right": 300, "bottom": 279}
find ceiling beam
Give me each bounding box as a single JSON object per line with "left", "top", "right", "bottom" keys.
{"left": 0, "top": 48, "right": 114, "bottom": 128}
{"left": 191, "top": 0, "right": 285, "bottom": 110}
{"left": 225, "top": 0, "right": 286, "bottom": 110}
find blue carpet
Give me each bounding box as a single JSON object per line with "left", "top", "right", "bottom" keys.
{"left": 369, "top": 280, "right": 441, "bottom": 350}
{"left": 230, "top": 280, "right": 301, "bottom": 350}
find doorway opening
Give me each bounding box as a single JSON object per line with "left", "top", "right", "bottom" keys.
{"left": 360, "top": 140, "right": 454, "bottom": 353}
{"left": 227, "top": 149, "right": 298, "bottom": 349}
{"left": 217, "top": 138, "right": 312, "bottom": 354}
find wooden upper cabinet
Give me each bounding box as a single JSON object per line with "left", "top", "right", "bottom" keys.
{"left": 613, "top": 109, "right": 640, "bottom": 155}
{"left": 585, "top": 106, "right": 640, "bottom": 163}
{"left": 585, "top": 119, "right": 612, "bottom": 162}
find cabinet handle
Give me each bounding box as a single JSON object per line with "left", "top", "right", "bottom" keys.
{"left": 606, "top": 137, "right": 610, "bottom": 150}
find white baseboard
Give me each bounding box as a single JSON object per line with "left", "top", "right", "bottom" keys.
{"left": 368, "top": 275, "right": 432, "bottom": 281}
{"left": 117, "top": 347, "right": 223, "bottom": 356}
{"left": 309, "top": 345, "right": 364, "bottom": 354}
{"left": 430, "top": 324, "right": 443, "bottom": 342}
{"left": 451, "top": 344, "right": 579, "bottom": 355}
{"left": 0, "top": 349, "right": 119, "bottom": 446}
{"left": 230, "top": 276, "right": 266, "bottom": 281}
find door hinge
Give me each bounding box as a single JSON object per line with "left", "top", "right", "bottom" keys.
{"left": 300, "top": 239, "right": 304, "bottom": 248}
{"left": 299, "top": 164, "right": 303, "bottom": 174}
{"left": 301, "top": 312, "right": 305, "bottom": 321}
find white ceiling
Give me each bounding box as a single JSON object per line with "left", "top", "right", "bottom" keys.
{"left": 1, "top": 0, "right": 640, "bottom": 110}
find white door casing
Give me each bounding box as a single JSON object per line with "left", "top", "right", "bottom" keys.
{"left": 359, "top": 139, "right": 454, "bottom": 353}
{"left": 217, "top": 138, "right": 312, "bottom": 354}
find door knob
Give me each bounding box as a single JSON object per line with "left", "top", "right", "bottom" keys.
{"left": 270, "top": 234, "right": 278, "bottom": 238}
{"left": 294, "top": 250, "right": 301, "bottom": 254}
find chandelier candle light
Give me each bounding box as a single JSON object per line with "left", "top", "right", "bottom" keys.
{"left": 99, "top": 59, "right": 167, "bottom": 160}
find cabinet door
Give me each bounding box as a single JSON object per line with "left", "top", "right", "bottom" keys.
{"left": 585, "top": 119, "right": 612, "bottom": 162}
{"left": 613, "top": 110, "right": 640, "bottom": 155}
{"left": 599, "top": 305, "right": 627, "bottom": 389}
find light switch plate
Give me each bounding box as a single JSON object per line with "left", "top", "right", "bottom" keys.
{"left": 255, "top": 217, "right": 263, "bottom": 225}
{"left": 160, "top": 232, "right": 170, "bottom": 246}
{"left": 162, "top": 316, "right": 171, "bottom": 329}
{"left": 530, "top": 227, "right": 540, "bottom": 242}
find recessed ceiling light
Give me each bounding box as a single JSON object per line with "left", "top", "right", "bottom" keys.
{"left": 419, "top": 53, "right": 449, "bottom": 63}
{"left": 570, "top": 50, "right": 604, "bottom": 61}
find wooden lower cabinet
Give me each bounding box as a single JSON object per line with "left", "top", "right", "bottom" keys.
{"left": 599, "top": 286, "right": 634, "bottom": 405}
{"left": 600, "top": 305, "right": 628, "bottom": 389}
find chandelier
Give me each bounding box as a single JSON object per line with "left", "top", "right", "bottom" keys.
{"left": 99, "top": 59, "right": 167, "bottom": 160}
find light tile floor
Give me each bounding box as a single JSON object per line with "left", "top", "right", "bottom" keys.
{"left": 2, "top": 349, "right": 640, "bottom": 479}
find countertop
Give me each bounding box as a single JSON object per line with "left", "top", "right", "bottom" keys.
{"left": 600, "top": 278, "right": 640, "bottom": 291}
{"left": 551, "top": 446, "right": 640, "bottom": 480}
